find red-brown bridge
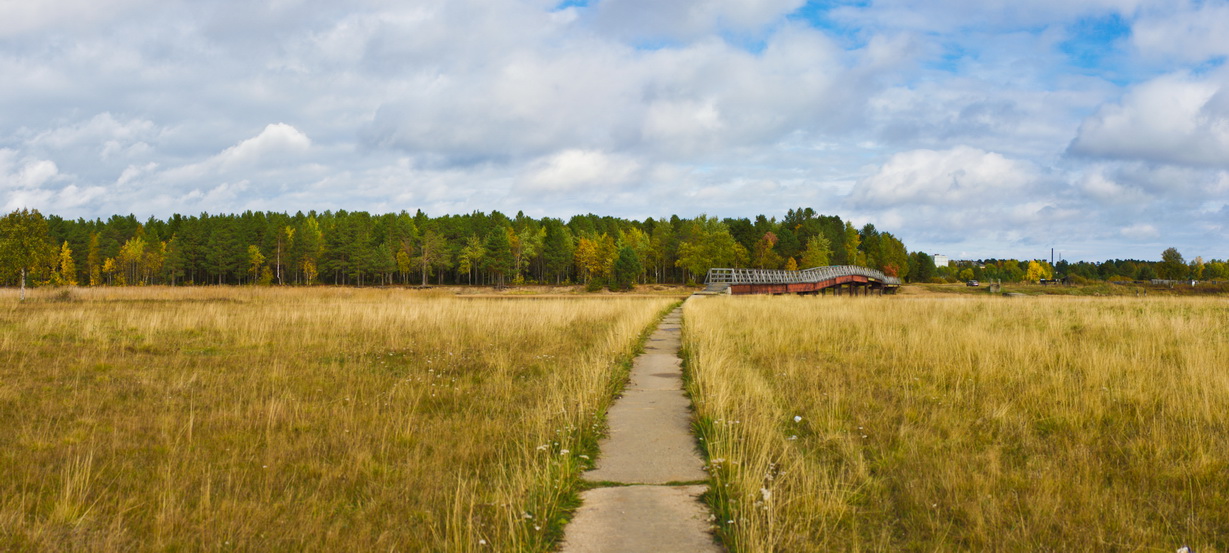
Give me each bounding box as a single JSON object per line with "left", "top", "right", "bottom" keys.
{"left": 702, "top": 266, "right": 901, "bottom": 296}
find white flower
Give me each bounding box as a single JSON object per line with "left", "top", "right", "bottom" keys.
{"left": 760, "top": 487, "right": 772, "bottom": 501}
{"left": 793, "top": 415, "right": 802, "bottom": 423}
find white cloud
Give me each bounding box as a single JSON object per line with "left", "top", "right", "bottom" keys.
{"left": 522, "top": 150, "right": 641, "bottom": 193}
{"left": 1132, "top": 2, "right": 1229, "bottom": 63}
{"left": 1069, "top": 72, "right": 1229, "bottom": 167}
{"left": 1119, "top": 223, "right": 1159, "bottom": 239}
{"left": 848, "top": 146, "right": 1042, "bottom": 207}
{"left": 0, "top": 0, "right": 157, "bottom": 37}
{"left": 591, "top": 0, "right": 806, "bottom": 41}
{"left": 29, "top": 113, "right": 155, "bottom": 150}
{"left": 161, "top": 123, "right": 312, "bottom": 182}
{"left": 0, "top": 149, "right": 61, "bottom": 189}
{"left": 215, "top": 123, "right": 311, "bottom": 170}
{"left": 2, "top": 182, "right": 104, "bottom": 213}
{"left": 1075, "top": 168, "right": 1143, "bottom": 204}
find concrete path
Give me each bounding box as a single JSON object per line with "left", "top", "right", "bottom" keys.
{"left": 560, "top": 305, "right": 723, "bottom": 553}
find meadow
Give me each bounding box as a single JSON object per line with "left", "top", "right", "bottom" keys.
{"left": 684, "top": 295, "right": 1229, "bottom": 552}
{"left": 0, "top": 287, "right": 676, "bottom": 551}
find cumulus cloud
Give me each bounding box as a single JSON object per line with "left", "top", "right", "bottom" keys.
{"left": 1132, "top": 2, "right": 1229, "bottom": 63}
{"left": 522, "top": 150, "right": 641, "bottom": 193}
{"left": 214, "top": 123, "right": 311, "bottom": 170}
{"left": 0, "top": 149, "right": 109, "bottom": 212}
{"left": 0, "top": 149, "right": 61, "bottom": 190}
{"left": 28, "top": 113, "right": 156, "bottom": 153}
{"left": 363, "top": 21, "right": 854, "bottom": 165}
{"left": 848, "top": 146, "right": 1043, "bottom": 207}
{"left": 1075, "top": 167, "right": 1145, "bottom": 204}
{"left": 590, "top": 0, "right": 806, "bottom": 41}
{"left": 1068, "top": 72, "right": 1229, "bottom": 167}
{"left": 162, "top": 123, "right": 312, "bottom": 182}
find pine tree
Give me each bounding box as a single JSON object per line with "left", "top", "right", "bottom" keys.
{"left": 163, "top": 237, "right": 186, "bottom": 285}
{"left": 87, "top": 232, "right": 102, "bottom": 286}
{"left": 482, "top": 227, "right": 515, "bottom": 286}
{"left": 415, "top": 230, "right": 451, "bottom": 285}
{"left": 611, "top": 246, "right": 641, "bottom": 291}
{"left": 542, "top": 222, "right": 572, "bottom": 284}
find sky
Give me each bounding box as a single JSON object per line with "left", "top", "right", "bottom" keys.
{"left": 1, "top": 0, "right": 1227, "bottom": 262}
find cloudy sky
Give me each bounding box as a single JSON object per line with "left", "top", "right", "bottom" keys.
{"left": 2, "top": 0, "right": 1227, "bottom": 261}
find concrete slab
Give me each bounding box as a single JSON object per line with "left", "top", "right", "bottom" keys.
{"left": 560, "top": 485, "right": 722, "bottom": 553}
{"left": 585, "top": 390, "right": 707, "bottom": 484}
{"left": 627, "top": 353, "right": 683, "bottom": 391}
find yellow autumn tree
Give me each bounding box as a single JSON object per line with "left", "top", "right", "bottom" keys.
{"left": 117, "top": 236, "right": 145, "bottom": 285}
{"left": 1024, "top": 260, "right": 1052, "bottom": 282}
{"left": 574, "top": 237, "right": 600, "bottom": 284}
{"left": 102, "top": 257, "right": 120, "bottom": 285}
{"left": 247, "top": 245, "right": 266, "bottom": 284}
{"left": 55, "top": 241, "right": 77, "bottom": 285}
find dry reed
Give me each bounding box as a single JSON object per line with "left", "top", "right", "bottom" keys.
{"left": 684, "top": 295, "right": 1229, "bottom": 552}
{"left": 0, "top": 286, "right": 674, "bottom": 552}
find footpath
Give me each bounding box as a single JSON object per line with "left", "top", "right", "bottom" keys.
{"left": 560, "top": 303, "right": 724, "bottom": 552}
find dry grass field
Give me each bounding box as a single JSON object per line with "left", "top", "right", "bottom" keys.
{"left": 684, "top": 295, "right": 1229, "bottom": 552}
{"left": 0, "top": 287, "right": 675, "bottom": 552}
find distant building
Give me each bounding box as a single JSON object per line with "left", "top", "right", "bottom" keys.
{"left": 933, "top": 254, "right": 950, "bottom": 267}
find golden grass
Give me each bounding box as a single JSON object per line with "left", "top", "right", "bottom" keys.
{"left": 684, "top": 295, "right": 1229, "bottom": 552}
{"left": 0, "top": 286, "right": 675, "bottom": 552}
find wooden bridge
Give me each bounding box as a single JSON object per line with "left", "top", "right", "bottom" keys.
{"left": 702, "top": 266, "right": 902, "bottom": 296}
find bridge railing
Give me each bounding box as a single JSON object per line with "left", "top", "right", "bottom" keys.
{"left": 704, "top": 265, "right": 902, "bottom": 286}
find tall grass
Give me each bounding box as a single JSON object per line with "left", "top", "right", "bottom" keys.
{"left": 684, "top": 295, "right": 1229, "bottom": 552}
{"left": 0, "top": 286, "right": 674, "bottom": 551}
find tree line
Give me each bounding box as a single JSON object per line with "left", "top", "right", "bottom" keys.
{"left": 1, "top": 207, "right": 922, "bottom": 290}
{"left": 916, "top": 248, "right": 1227, "bottom": 284}
{"left": 5, "top": 207, "right": 1219, "bottom": 291}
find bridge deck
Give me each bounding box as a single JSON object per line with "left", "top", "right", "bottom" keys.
{"left": 703, "top": 266, "right": 900, "bottom": 295}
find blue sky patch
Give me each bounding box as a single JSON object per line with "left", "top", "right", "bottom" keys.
{"left": 788, "top": 0, "right": 868, "bottom": 47}
{"left": 1059, "top": 14, "right": 1131, "bottom": 74}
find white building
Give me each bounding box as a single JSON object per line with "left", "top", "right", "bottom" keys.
{"left": 933, "top": 254, "right": 950, "bottom": 267}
